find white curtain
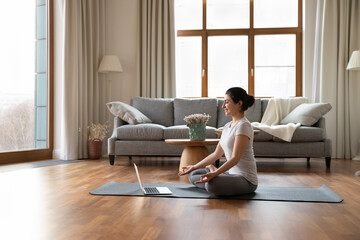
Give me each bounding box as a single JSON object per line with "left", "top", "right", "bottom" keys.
{"left": 61, "top": 0, "right": 106, "bottom": 160}
{"left": 137, "top": 0, "right": 176, "bottom": 98}
{"left": 312, "top": 0, "right": 360, "bottom": 159}
{"left": 311, "top": 0, "right": 324, "bottom": 103}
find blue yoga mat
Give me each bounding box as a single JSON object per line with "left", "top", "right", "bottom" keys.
{"left": 90, "top": 181, "right": 343, "bottom": 203}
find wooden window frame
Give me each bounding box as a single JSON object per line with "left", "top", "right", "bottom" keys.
{"left": 176, "top": 0, "right": 302, "bottom": 97}
{"left": 0, "top": 0, "right": 54, "bottom": 164}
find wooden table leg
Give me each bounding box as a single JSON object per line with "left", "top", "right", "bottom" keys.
{"left": 179, "top": 146, "right": 209, "bottom": 171}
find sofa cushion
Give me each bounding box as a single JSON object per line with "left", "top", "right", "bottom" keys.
{"left": 280, "top": 103, "right": 332, "bottom": 126}
{"left": 253, "top": 128, "right": 273, "bottom": 142}
{"left": 164, "top": 125, "right": 217, "bottom": 139}
{"left": 173, "top": 98, "right": 218, "bottom": 127}
{"left": 217, "top": 99, "right": 262, "bottom": 127}
{"left": 116, "top": 123, "right": 165, "bottom": 140}
{"left": 131, "top": 97, "right": 174, "bottom": 127}
{"left": 245, "top": 98, "right": 262, "bottom": 122}
{"left": 261, "top": 99, "right": 269, "bottom": 116}
{"left": 273, "top": 126, "right": 324, "bottom": 142}
{"left": 253, "top": 141, "right": 330, "bottom": 157}
{"left": 107, "top": 101, "right": 152, "bottom": 124}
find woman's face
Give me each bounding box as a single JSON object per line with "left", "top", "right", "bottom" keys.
{"left": 222, "top": 94, "right": 242, "bottom": 116}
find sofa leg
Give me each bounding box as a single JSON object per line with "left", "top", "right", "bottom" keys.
{"left": 109, "top": 155, "right": 115, "bottom": 165}
{"left": 306, "top": 157, "right": 310, "bottom": 167}
{"left": 129, "top": 156, "right": 132, "bottom": 165}
{"left": 325, "top": 157, "right": 331, "bottom": 168}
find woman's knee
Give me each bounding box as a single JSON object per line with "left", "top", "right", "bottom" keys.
{"left": 189, "top": 169, "right": 209, "bottom": 188}
{"left": 205, "top": 178, "right": 230, "bottom": 196}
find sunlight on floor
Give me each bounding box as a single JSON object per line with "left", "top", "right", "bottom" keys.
{"left": 0, "top": 170, "right": 47, "bottom": 240}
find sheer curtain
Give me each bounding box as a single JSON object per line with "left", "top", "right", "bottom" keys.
{"left": 312, "top": 0, "right": 360, "bottom": 159}
{"left": 311, "top": 0, "right": 324, "bottom": 103}
{"left": 60, "top": 0, "right": 107, "bottom": 160}
{"left": 137, "top": 0, "right": 176, "bottom": 98}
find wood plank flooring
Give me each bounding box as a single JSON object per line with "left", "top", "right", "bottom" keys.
{"left": 0, "top": 157, "right": 359, "bottom": 240}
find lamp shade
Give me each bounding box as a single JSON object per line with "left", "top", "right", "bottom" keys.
{"left": 347, "top": 50, "right": 360, "bottom": 71}
{"left": 98, "top": 55, "right": 123, "bottom": 73}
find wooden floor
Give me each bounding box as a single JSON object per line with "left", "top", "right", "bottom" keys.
{"left": 0, "top": 157, "right": 359, "bottom": 240}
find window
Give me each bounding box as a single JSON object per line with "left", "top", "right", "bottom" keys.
{"left": 175, "top": 0, "right": 302, "bottom": 97}
{"left": 0, "top": 0, "right": 53, "bottom": 163}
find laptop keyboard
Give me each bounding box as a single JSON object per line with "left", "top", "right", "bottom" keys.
{"left": 144, "top": 187, "right": 160, "bottom": 194}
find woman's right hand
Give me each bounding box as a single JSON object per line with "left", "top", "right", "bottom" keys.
{"left": 178, "top": 165, "right": 196, "bottom": 176}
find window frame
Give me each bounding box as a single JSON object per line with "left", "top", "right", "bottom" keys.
{"left": 176, "top": 0, "right": 302, "bottom": 97}
{"left": 0, "top": 0, "right": 54, "bottom": 164}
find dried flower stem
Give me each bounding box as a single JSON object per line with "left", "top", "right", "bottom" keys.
{"left": 88, "top": 122, "right": 109, "bottom": 141}
{"left": 184, "top": 113, "right": 210, "bottom": 125}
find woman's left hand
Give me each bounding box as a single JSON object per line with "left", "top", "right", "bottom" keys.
{"left": 195, "top": 171, "right": 217, "bottom": 184}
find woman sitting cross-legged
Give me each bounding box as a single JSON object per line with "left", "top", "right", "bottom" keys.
{"left": 178, "top": 87, "right": 258, "bottom": 196}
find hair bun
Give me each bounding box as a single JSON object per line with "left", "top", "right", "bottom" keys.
{"left": 247, "top": 95, "right": 255, "bottom": 108}
{"left": 225, "top": 87, "right": 254, "bottom": 112}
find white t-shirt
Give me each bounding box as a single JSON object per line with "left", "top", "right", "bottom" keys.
{"left": 219, "top": 117, "right": 258, "bottom": 185}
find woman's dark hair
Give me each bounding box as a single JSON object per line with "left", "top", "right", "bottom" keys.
{"left": 225, "top": 87, "right": 255, "bottom": 112}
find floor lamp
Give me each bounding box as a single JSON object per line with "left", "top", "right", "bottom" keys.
{"left": 346, "top": 50, "right": 360, "bottom": 176}
{"left": 98, "top": 55, "right": 123, "bottom": 102}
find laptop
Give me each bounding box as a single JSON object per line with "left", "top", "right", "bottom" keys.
{"left": 133, "top": 163, "right": 172, "bottom": 195}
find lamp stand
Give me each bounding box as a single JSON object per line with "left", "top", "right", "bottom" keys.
{"left": 108, "top": 78, "right": 112, "bottom": 103}
{"left": 107, "top": 78, "right": 113, "bottom": 125}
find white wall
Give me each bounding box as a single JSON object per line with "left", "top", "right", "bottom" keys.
{"left": 105, "top": 0, "right": 139, "bottom": 104}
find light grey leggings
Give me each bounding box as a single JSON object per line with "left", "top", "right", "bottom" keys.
{"left": 189, "top": 169, "right": 257, "bottom": 196}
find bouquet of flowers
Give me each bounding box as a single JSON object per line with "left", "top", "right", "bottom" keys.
{"left": 183, "top": 113, "right": 210, "bottom": 126}
{"left": 88, "top": 122, "right": 109, "bottom": 141}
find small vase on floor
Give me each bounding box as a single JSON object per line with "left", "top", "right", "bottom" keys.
{"left": 188, "top": 123, "right": 206, "bottom": 141}
{"left": 88, "top": 140, "right": 103, "bottom": 159}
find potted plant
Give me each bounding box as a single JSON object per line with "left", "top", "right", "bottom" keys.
{"left": 87, "top": 122, "right": 109, "bottom": 159}
{"left": 184, "top": 113, "right": 210, "bottom": 141}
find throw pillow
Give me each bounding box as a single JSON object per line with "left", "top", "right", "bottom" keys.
{"left": 131, "top": 97, "right": 174, "bottom": 127}
{"left": 280, "top": 103, "right": 332, "bottom": 126}
{"left": 106, "top": 101, "right": 152, "bottom": 124}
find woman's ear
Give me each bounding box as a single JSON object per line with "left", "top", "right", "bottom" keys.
{"left": 238, "top": 101, "right": 243, "bottom": 111}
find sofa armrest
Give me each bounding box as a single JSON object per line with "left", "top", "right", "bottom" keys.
{"left": 313, "top": 117, "right": 327, "bottom": 139}
{"left": 108, "top": 117, "right": 127, "bottom": 155}
{"left": 115, "top": 116, "right": 126, "bottom": 125}
{"left": 313, "top": 117, "right": 325, "bottom": 128}
{"left": 110, "top": 117, "right": 127, "bottom": 138}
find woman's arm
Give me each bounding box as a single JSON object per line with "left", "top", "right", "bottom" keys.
{"left": 195, "top": 135, "right": 249, "bottom": 183}
{"left": 178, "top": 142, "right": 224, "bottom": 176}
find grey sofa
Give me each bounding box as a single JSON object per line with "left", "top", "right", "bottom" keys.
{"left": 108, "top": 97, "right": 332, "bottom": 168}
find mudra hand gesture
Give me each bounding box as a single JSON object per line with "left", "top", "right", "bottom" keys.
{"left": 178, "top": 165, "right": 195, "bottom": 176}
{"left": 195, "top": 171, "right": 217, "bottom": 184}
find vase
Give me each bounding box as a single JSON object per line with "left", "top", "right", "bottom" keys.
{"left": 88, "top": 140, "right": 103, "bottom": 159}
{"left": 188, "top": 123, "right": 206, "bottom": 141}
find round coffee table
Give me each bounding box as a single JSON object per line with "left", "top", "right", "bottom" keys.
{"left": 165, "top": 139, "right": 219, "bottom": 171}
